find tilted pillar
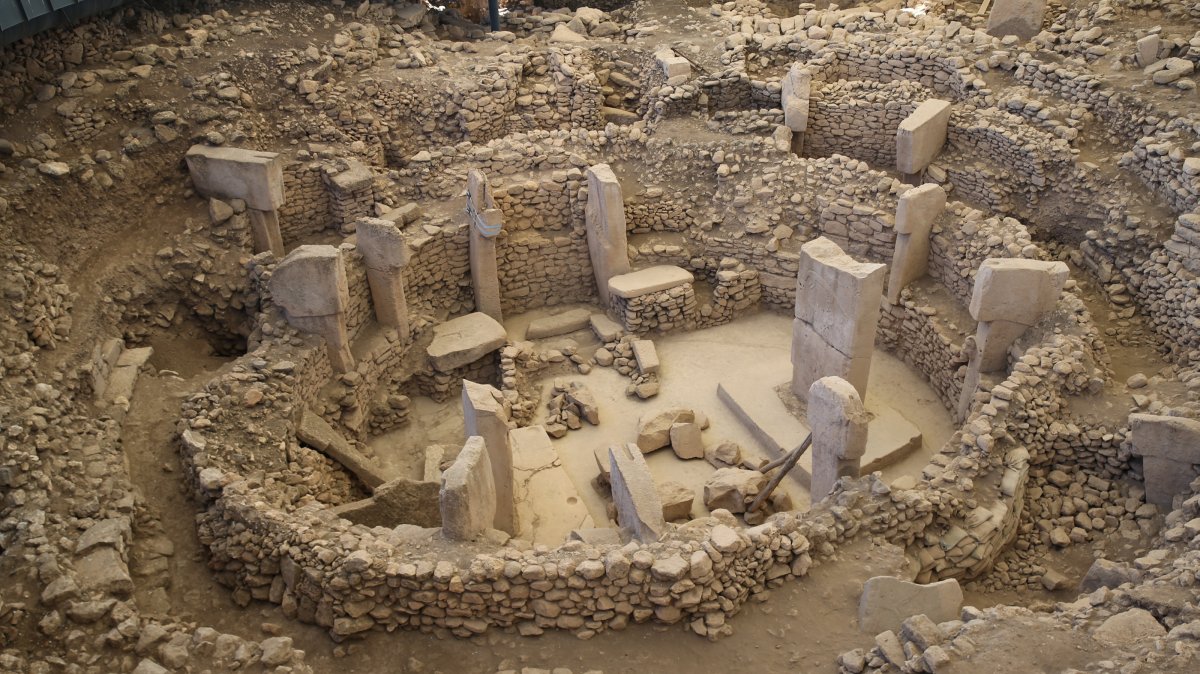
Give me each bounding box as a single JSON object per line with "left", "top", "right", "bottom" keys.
{"left": 466, "top": 169, "right": 504, "bottom": 322}
{"left": 270, "top": 245, "right": 355, "bottom": 373}
{"left": 887, "top": 184, "right": 946, "bottom": 304}
{"left": 462, "top": 380, "right": 515, "bottom": 534}
{"left": 585, "top": 164, "right": 631, "bottom": 306}
{"left": 356, "top": 218, "right": 412, "bottom": 338}
{"left": 957, "top": 258, "right": 1069, "bottom": 419}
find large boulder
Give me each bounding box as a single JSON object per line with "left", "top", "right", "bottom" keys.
{"left": 858, "top": 577, "right": 963, "bottom": 634}
{"left": 636, "top": 407, "right": 695, "bottom": 452}
{"left": 1093, "top": 608, "right": 1166, "bottom": 646}
{"left": 703, "top": 468, "right": 767, "bottom": 514}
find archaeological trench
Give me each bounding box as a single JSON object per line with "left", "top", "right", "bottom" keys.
{"left": 5, "top": 1, "right": 1200, "bottom": 673}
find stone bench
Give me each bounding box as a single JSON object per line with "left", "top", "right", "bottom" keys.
{"left": 606, "top": 265, "right": 697, "bottom": 333}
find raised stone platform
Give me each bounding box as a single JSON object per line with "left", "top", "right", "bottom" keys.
{"left": 427, "top": 312, "right": 507, "bottom": 372}
{"left": 717, "top": 378, "right": 923, "bottom": 489}
{"left": 607, "top": 265, "right": 694, "bottom": 299}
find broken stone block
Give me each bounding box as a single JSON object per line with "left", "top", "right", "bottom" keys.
{"left": 631, "top": 339, "right": 659, "bottom": 375}
{"left": 1080, "top": 558, "right": 1140, "bottom": 592}
{"left": 1092, "top": 608, "right": 1166, "bottom": 646}
{"left": 658, "top": 480, "right": 694, "bottom": 521}
{"left": 707, "top": 440, "right": 742, "bottom": 467}
{"left": 608, "top": 443, "right": 666, "bottom": 542}
{"left": 986, "top": 0, "right": 1047, "bottom": 41}
{"left": 703, "top": 468, "right": 767, "bottom": 514}
{"left": 858, "top": 577, "right": 963, "bottom": 634}
{"left": 565, "top": 384, "right": 599, "bottom": 425}
{"left": 439, "top": 436, "right": 496, "bottom": 541}
{"left": 426, "top": 312, "right": 507, "bottom": 372}
{"left": 525, "top": 308, "right": 592, "bottom": 339}
{"left": 75, "top": 547, "right": 134, "bottom": 596}
{"left": 669, "top": 422, "right": 704, "bottom": 460}
{"left": 589, "top": 313, "right": 623, "bottom": 342}
{"left": 298, "top": 410, "right": 386, "bottom": 490}
{"left": 636, "top": 407, "right": 695, "bottom": 452}
{"left": 896, "top": 99, "right": 952, "bottom": 175}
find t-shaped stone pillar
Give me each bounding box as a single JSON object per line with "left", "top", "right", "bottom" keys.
{"left": 781, "top": 63, "right": 811, "bottom": 135}
{"left": 1129, "top": 413, "right": 1200, "bottom": 511}
{"left": 792, "top": 237, "right": 887, "bottom": 402}
{"left": 356, "top": 218, "right": 412, "bottom": 338}
{"left": 185, "top": 145, "right": 286, "bottom": 258}
{"left": 957, "top": 258, "right": 1069, "bottom": 419}
{"left": 968, "top": 258, "right": 1070, "bottom": 371}
{"left": 887, "top": 184, "right": 947, "bottom": 304}
{"left": 585, "top": 164, "right": 631, "bottom": 306}
{"left": 896, "top": 100, "right": 952, "bottom": 180}
{"left": 270, "top": 245, "right": 355, "bottom": 373}
{"left": 808, "top": 376, "right": 869, "bottom": 502}
{"left": 462, "top": 380, "right": 515, "bottom": 535}
{"left": 466, "top": 169, "right": 504, "bottom": 322}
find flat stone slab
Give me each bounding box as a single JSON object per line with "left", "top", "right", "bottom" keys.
{"left": 427, "top": 312, "right": 507, "bottom": 372}
{"left": 632, "top": 339, "right": 659, "bottom": 374}
{"left": 526, "top": 308, "right": 592, "bottom": 339}
{"left": 859, "top": 576, "right": 963, "bottom": 634}
{"left": 607, "top": 265, "right": 694, "bottom": 299}
{"left": 589, "top": 313, "right": 623, "bottom": 342}
{"left": 510, "top": 426, "right": 593, "bottom": 544}
{"left": 717, "top": 379, "right": 922, "bottom": 487}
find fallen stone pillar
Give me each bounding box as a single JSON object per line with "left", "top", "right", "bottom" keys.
{"left": 462, "top": 380, "right": 515, "bottom": 534}
{"left": 608, "top": 443, "right": 666, "bottom": 543}
{"left": 957, "top": 258, "right": 1069, "bottom": 419}
{"left": 440, "top": 436, "right": 496, "bottom": 540}
{"left": 887, "top": 184, "right": 946, "bottom": 304}
{"left": 466, "top": 169, "right": 504, "bottom": 322}
{"left": 585, "top": 163, "right": 631, "bottom": 305}
{"left": 808, "top": 376, "right": 869, "bottom": 501}
{"left": 896, "top": 100, "right": 952, "bottom": 178}
{"left": 270, "top": 245, "right": 355, "bottom": 373}
{"left": 356, "top": 218, "right": 411, "bottom": 337}
{"left": 987, "top": 0, "right": 1046, "bottom": 41}
{"left": 1130, "top": 413, "right": 1200, "bottom": 510}
{"left": 185, "top": 145, "right": 287, "bottom": 256}
{"left": 792, "top": 237, "right": 887, "bottom": 402}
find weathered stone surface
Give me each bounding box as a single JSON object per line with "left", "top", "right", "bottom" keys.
{"left": 858, "top": 577, "right": 963, "bottom": 634}
{"left": 608, "top": 265, "right": 694, "bottom": 299}
{"left": 75, "top": 547, "right": 133, "bottom": 596}
{"left": 462, "top": 380, "right": 515, "bottom": 534}
{"left": 298, "top": 409, "right": 386, "bottom": 490}
{"left": 439, "top": 436, "right": 496, "bottom": 540}
{"left": 631, "top": 339, "right": 660, "bottom": 374}
{"left": 586, "top": 164, "right": 631, "bottom": 304}
{"left": 896, "top": 100, "right": 952, "bottom": 175}
{"left": 669, "top": 422, "right": 705, "bottom": 460}
{"left": 271, "top": 245, "right": 349, "bottom": 318}
{"left": 657, "top": 480, "right": 694, "bottom": 521}
{"left": 969, "top": 258, "right": 1070, "bottom": 325}
{"left": 1129, "top": 414, "right": 1200, "bottom": 510}
{"left": 526, "top": 308, "right": 591, "bottom": 339}
{"left": 987, "top": 0, "right": 1046, "bottom": 41}
{"left": 185, "top": 144, "right": 284, "bottom": 211}
{"left": 1093, "top": 608, "right": 1166, "bottom": 646}
{"left": 703, "top": 468, "right": 767, "bottom": 514}
{"left": 427, "top": 312, "right": 507, "bottom": 372}
{"left": 809, "top": 376, "right": 868, "bottom": 501}
{"left": 332, "top": 477, "right": 440, "bottom": 528}
{"left": 792, "top": 237, "right": 886, "bottom": 401}
{"left": 609, "top": 443, "right": 666, "bottom": 542}
{"left": 637, "top": 407, "right": 696, "bottom": 452}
